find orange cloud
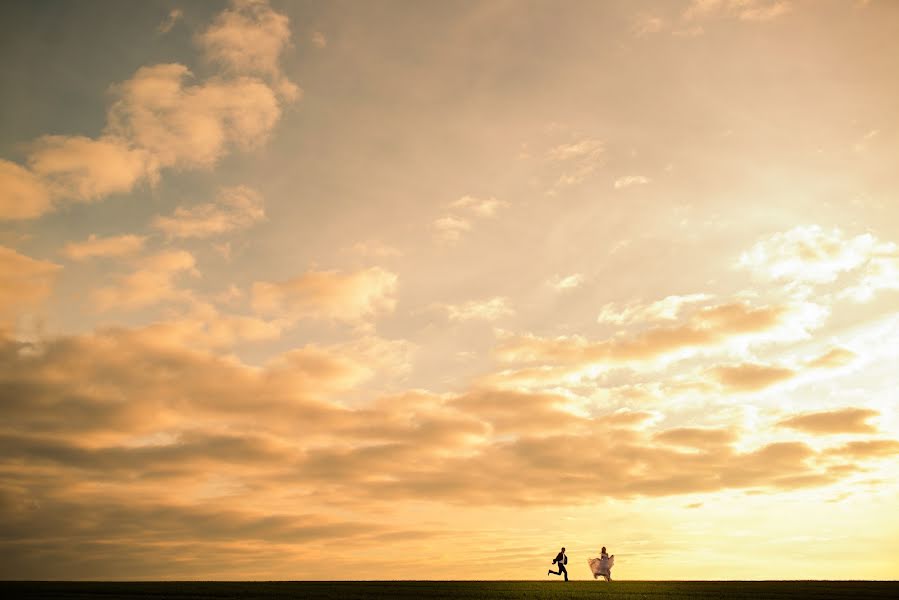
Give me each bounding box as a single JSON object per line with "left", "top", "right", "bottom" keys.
{"left": 807, "top": 347, "right": 856, "bottom": 369}
{"left": 0, "top": 246, "right": 60, "bottom": 326}
{"left": 778, "top": 408, "right": 879, "bottom": 435}
{"left": 28, "top": 135, "right": 152, "bottom": 202}
{"left": 709, "top": 362, "right": 795, "bottom": 392}
{"left": 828, "top": 439, "right": 899, "bottom": 459}
{"left": 92, "top": 250, "right": 198, "bottom": 311}
{"left": 654, "top": 427, "right": 737, "bottom": 448}
{"left": 2, "top": 0, "right": 296, "bottom": 219}
{"left": 497, "top": 301, "right": 786, "bottom": 365}
{"left": 252, "top": 267, "right": 397, "bottom": 323}
{"left": 62, "top": 234, "right": 147, "bottom": 261}
{"left": 0, "top": 159, "right": 51, "bottom": 220}
{"left": 153, "top": 186, "right": 265, "bottom": 238}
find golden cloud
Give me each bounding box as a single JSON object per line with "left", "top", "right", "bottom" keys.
{"left": 62, "top": 234, "right": 147, "bottom": 261}
{"left": 153, "top": 186, "right": 265, "bottom": 239}
{"left": 778, "top": 407, "right": 879, "bottom": 435}
{"left": 0, "top": 159, "right": 51, "bottom": 220}
{"left": 252, "top": 267, "right": 398, "bottom": 323}
{"left": 92, "top": 250, "right": 198, "bottom": 311}
{"left": 0, "top": 246, "right": 61, "bottom": 326}
{"left": 708, "top": 362, "right": 795, "bottom": 392}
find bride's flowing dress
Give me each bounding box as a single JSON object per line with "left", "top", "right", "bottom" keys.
{"left": 588, "top": 554, "right": 614, "bottom": 579}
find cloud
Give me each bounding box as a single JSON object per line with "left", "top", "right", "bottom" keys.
{"left": 778, "top": 408, "right": 879, "bottom": 435}
{"left": 546, "top": 138, "right": 604, "bottom": 189}
{"left": 613, "top": 175, "right": 651, "bottom": 189}
{"left": 740, "top": 225, "right": 899, "bottom": 301}
{"left": 450, "top": 195, "right": 509, "bottom": 217}
{"left": 653, "top": 427, "right": 737, "bottom": 448}
{"left": 433, "top": 195, "right": 508, "bottom": 244}
{"left": 807, "top": 347, "right": 856, "bottom": 369}
{"left": 0, "top": 160, "right": 51, "bottom": 220}
{"left": 62, "top": 234, "right": 147, "bottom": 261}
{"left": 126, "top": 302, "right": 285, "bottom": 351}
{"left": 251, "top": 267, "right": 398, "bottom": 323}
{"left": 157, "top": 8, "right": 183, "bottom": 34}
{"left": 708, "top": 362, "right": 795, "bottom": 392}
{"left": 106, "top": 64, "right": 282, "bottom": 170}
{"left": 441, "top": 297, "right": 514, "bottom": 322}
{"left": 311, "top": 30, "right": 327, "bottom": 48}
{"left": 685, "top": 0, "right": 791, "bottom": 22}
{"left": 341, "top": 241, "right": 403, "bottom": 258}
{"left": 432, "top": 215, "right": 471, "bottom": 244}
{"left": 826, "top": 439, "right": 899, "bottom": 460}
{"left": 92, "top": 250, "right": 198, "bottom": 311}
{"left": 0, "top": 325, "right": 861, "bottom": 505}
{"left": 499, "top": 300, "right": 786, "bottom": 365}
{"left": 197, "top": 0, "right": 292, "bottom": 79}
{"left": 153, "top": 186, "right": 265, "bottom": 239}
{"left": 28, "top": 135, "right": 153, "bottom": 202}
{"left": 0, "top": 246, "right": 61, "bottom": 325}
{"left": 597, "top": 293, "right": 712, "bottom": 325}
{"left": 549, "top": 273, "right": 584, "bottom": 291}
{"left": 1, "top": 316, "right": 896, "bottom": 578}
{"left": 1, "top": 0, "right": 296, "bottom": 219}
{"left": 632, "top": 13, "right": 666, "bottom": 36}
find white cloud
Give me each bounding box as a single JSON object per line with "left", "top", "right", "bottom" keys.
{"left": 685, "top": 0, "right": 791, "bottom": 22}
{"left": 450, "top": 195, "right": 509, "bottom": 217}
{"left": 740, "top": 226, "right": 898, "bottom": 298}
{"left": 614, "top": 175, "right": 651, "bottom": 189}
{"left": 442, "top": 297, "right": 514, "bottom": 322}
{"left": 63, "top": 234, "right": 147, "bottom": 261}
{"left": 153, "top": 186, "right": 265, "bottom": 239}
{"left": 597, "top": 293, "right": 712, "bottom": 325}
{"left": 432, "top": 215, "right": 471, "bottom": 244}
{"left": 549, "top": 273, "right": 584, "bottom": 291}
{"left": 546, "top": 138, "right": 605, "bottom": 189}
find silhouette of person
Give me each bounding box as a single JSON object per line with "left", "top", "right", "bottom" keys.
{"left": 547, "top": 546, "right": 568, "bottom": 581}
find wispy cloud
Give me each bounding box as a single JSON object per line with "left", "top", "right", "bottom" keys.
{"left": 62, "top": 234, "right": 147, "bottom": 260}
{"left": 157, "top": 8, "right": 183, "bottom": 34}
{"left": 153, "top": 186, "right": 265, "bottom": 239}
{"left": 614, "top": 174, "right": 651, "bottom": 189}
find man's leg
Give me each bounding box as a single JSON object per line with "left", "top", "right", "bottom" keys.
{"left": 561, "top": 564, "right": 568, "bottom": 581}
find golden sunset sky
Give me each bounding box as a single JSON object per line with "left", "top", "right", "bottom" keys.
{"left": 1, "top": 0, "right": 898, "bottom": 581}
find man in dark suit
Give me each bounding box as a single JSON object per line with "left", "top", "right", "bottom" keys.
{"left": 547, "top": 546, "right": 568, "bottom": 581}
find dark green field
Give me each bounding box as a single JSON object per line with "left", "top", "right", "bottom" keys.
{"left": 1, "top": 581, "right": 897, "bottom": 600}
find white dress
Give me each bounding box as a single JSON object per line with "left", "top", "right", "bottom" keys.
{"left": 588, "top": 554, "right": 614, "bottom": 579}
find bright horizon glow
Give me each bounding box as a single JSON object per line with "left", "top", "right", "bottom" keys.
{"left": 1, "top": 0, "right": 898, "bottom": 581}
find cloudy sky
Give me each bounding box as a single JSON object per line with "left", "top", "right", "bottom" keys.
{"left": 2, "top": 0, "right": 898, "bottom": 581}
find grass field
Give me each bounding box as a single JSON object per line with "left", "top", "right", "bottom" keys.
{"left": 1, "top": 580, "right": 897, "bottom": 600}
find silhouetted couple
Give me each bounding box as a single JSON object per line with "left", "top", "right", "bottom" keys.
{"left": 547, "top": 546, "right": 568, "bottom": 581}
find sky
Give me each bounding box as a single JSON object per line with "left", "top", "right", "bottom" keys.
{"left": 1, "top": 0, "right": 898, "bottom": 581}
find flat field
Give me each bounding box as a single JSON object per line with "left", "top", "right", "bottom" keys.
{"left": 2, "top": 580, "right": 896, "bottom": 600}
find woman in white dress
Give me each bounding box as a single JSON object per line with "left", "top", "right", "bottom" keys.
{"left": 588, "top": 546, "right": 614, "bottom": 581}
